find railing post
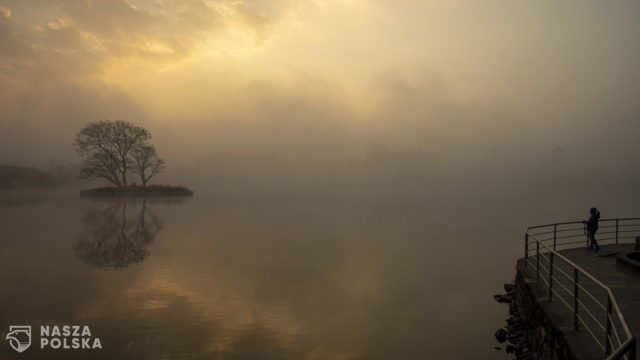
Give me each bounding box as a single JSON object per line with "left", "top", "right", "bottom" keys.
{"left": 615, "top": 219, "right": 619, "bottom": 244}
{"left": 536, "top": 241, "right": 540, "bottom": 282}
{"left": 573, "top": 269, "right": 579, "bottom": 330}
{"left": 629, "top": 338, "right": 636, "bottom": 360}
{"left": 605, "top": 297, "right": 613, "bottom": 356}
{"left": 549, "top": 252, "right": 554, "bottom": 301}
{"left": 553, "top": 224, "right": 557, "bottom": 251}
{"left": 525, "top": 233, "right": 529, "bottom": 269}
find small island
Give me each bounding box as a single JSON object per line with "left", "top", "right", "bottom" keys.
{"left": 79, "top": 185, "right": 193, "bottom": 197}
{"left": 75, "top": 120, "right": 193, "bottom": 197}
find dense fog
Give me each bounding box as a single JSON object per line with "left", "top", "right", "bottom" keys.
{"left": 1, "top": 0, "right": 639, "bottom": 222}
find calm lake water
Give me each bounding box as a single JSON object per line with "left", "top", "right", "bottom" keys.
{"left": 0, "top": 192, "right": 521, "bottom": 359}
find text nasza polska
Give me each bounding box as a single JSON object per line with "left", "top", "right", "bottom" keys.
{"left": 40, "top": 326, "right": 102, "bottom": 349}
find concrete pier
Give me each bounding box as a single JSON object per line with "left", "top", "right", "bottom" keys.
{"left": 515, "top": 244, "right": 640, "bottom": 359}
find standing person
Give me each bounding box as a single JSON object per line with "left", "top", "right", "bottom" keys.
{"left": 583, "top": 207, "right": 601, "bottom": 251}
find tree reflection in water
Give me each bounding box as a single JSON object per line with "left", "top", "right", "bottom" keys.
{"left": 75, "top": 200, "right": 162, "bottom": 269}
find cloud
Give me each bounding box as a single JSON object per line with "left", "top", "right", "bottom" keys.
{"left": 0, "top": 13, "right": 31, "bottom": 60}
{"left": 233, "top": 0, "right": 298, "bottom": 39}
{"left": 0, "top": 0, "right": 301, "bottom": 87}
{"left": 0, "top": 0, "right": 306, "bottom": 166}
{"left": 0, "top": 5, "right": 11, "bottom": 19}
{"left": 54, "top": 0, "right": 217, "bottom": 61}
{"left": 0, "top": 0, "right": 639, "bottom": 175}
{"left": 25, "top": 0, "right": 298, "bottom": 64}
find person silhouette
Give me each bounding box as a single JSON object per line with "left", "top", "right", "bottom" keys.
{"left": 583, "top": 207, "right": 601, "bottom": 251}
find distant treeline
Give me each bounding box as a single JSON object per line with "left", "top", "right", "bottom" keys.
{"left": 0, "top": 164, "right": 81, "bottom": 190}
{"left": 0, "top": 166, "right": 57, "bottom": 189}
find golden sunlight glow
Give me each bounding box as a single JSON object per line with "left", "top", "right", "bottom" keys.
{"left": 1, "top": 0, "right": 639, "bottom": 163}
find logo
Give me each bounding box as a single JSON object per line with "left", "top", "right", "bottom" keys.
{"left": 6, "top": 326, "right": 31, "bottom": 353}
{"left": 5, "top": 324, "right": 102, "bottom": 352}
{"left": 40, "top": 325, "right": 102, "bottom": 349}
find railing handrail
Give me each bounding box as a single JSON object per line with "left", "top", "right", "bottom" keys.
{"left": 527, "top": 232, "right": 634, "bottom": 337}
{"left": 524, "top": 217, "right": 639, "bottom": 360}
{"left": 528, "top": 218, "right": 640, "bottom": 230}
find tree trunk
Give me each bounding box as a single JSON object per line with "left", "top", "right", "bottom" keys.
{"left": 121, "top": 159, "right": 128, "bottom": 187}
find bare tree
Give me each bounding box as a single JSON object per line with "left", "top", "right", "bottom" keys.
{"left": 131, "top": 144, "right": 165, "bottom": 187}
{"left": 74, "top": 120, "right": 151, "bottom": 187}
{"left": 79, "top": 152, "right": 124, "bottom": 187}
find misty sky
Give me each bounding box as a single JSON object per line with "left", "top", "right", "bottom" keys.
{"left": 0, "top": 0, "right": 639, "bottom": 170}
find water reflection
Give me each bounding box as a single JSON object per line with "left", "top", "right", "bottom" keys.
{"left": 0, "top": 195, "right": 513, "bottom": 359}
{"left": 75, "top": 200, "right": 162, "bottom": 269}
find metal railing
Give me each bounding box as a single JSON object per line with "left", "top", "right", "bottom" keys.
{"left": 525, "top": 218, "right": 640, "bottom": 360}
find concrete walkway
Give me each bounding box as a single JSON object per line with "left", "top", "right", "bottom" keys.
{"left": 520, "top": 244, "right": 640, "bottom": 359}
{"left": 563, "top": 245, "right": 640, "bottom": 356}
